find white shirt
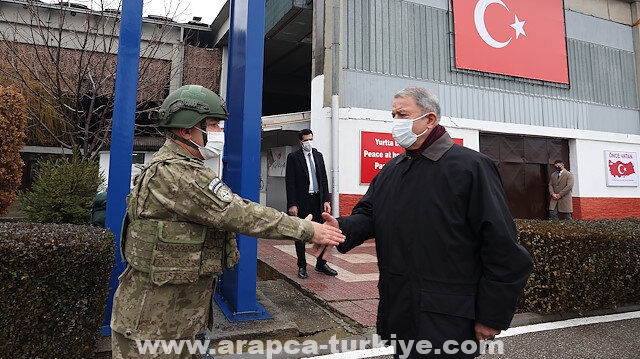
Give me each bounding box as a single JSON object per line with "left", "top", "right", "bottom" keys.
{"left": 303, "top": 149, "right": 316, "bottom": 193}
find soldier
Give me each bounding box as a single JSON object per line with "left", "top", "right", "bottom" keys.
{"left": 110, "top": 85, "right": 344, "bottom": 359}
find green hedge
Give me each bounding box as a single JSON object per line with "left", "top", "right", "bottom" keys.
{"left": 516, "top": 218, "right": 640, "bottom": 314}
{"left": 0, "top": 222, "right": 115, "bottom": 358}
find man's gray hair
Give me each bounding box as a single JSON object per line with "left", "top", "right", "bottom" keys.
{"left": 395, "top": 87, "right": 441, "bottom": 123}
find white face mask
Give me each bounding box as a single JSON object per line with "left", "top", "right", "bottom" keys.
{"left": 192, "top": 129, "right": 225, "bottom": 160}
{"left": 301, "top": 140, "right": 313, "bottom": 152}
{"left": 392, "top": 113, "right": 429, "bottom": 149}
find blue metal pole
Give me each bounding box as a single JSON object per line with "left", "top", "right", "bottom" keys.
{"left": 215, "top": 0, "right": 270, "bottom": 321}
{"left": 102, "top": 0, "right": 142, "bottom": 334}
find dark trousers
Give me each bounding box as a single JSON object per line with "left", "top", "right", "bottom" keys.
{"left": 295, "top": 192, "right": 326, "bottom": 268}
{"left": 550, "top": 203, "right": 572, "bottom": 220}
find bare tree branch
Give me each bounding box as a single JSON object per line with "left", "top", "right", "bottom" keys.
{"left": 0, "top": 0, "right": 180, "bottom": 159}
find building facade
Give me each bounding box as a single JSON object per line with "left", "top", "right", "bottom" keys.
{"left": 0, "top": 0, "right": 222, "bottom": 190}
{"left": 10, "top": 0, "right": 639, "bottom": 221}
{"left": 298, "top": 0, "right": 640, "bottom": 219}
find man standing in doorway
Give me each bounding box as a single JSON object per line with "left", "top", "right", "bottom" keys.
{"left": 286, "top": 129, "right": 338, "bottom": 279}
{"left": 549, "top": 159, "right": 574, "bottom": 220}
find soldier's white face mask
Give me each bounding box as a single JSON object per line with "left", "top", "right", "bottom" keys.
{"left": 192, "top": 128, "right": 225, "bottom": 160}
{"left": 301, "top": 140, "right": 313, "bottom": 152}
{"left": 392, "top": 113, "right": 429, "bottom": 149}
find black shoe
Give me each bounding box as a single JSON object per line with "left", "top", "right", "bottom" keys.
{"left": 315, "top": 263, "right": 338, "bottom": 276}
{"left": 298, "top": 267, "right": 308, "bottom": 279}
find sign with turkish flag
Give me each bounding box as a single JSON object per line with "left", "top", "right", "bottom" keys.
{"left": 605, "top": 151, "right": 638, "bottom": 187}
{"left": 452, "top": 0, "right": 569, "bottom": 84}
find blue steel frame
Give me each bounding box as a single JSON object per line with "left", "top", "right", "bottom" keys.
{"left": 214, "top": 0, "right": 271, "bottom": 322}
{"left": 101, "top": 0, "right": 142, "bottom": 334}
{"left": 103, "top": 0, "right": 269, "bottom": 333}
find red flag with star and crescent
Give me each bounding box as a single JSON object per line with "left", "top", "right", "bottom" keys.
{"left": 452, "top": 0, "right": 569, "bottom": 84}
{"left": 609, "top": 160, "right": 636, "bottom": 178}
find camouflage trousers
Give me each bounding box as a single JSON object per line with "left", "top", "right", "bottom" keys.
{"left": 111, "top": 266, "right": 216, "bottom": 337}
{"left": 111, "top": 330, "right": 192, "bottom": 359}
{"left": 110, "top": 266, "right": 217, "bottom": 358}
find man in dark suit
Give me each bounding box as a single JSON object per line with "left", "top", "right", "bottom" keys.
{"left": 286, "top": 129, "right": 338, "bottom": 279}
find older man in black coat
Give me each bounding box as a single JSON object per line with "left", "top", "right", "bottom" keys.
{"left": 323, "top": 87, "right": 532, "bottom": 358}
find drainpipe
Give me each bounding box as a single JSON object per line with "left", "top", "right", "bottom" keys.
{"left": 331, "top": 0, "right": 340, "bottom": 217}
{"left": 178, "top": 26, "right": 184, "bottom": 87}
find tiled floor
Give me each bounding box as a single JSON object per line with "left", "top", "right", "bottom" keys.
{"left": 258, "top": 238, "right": 379, "bottom": 328}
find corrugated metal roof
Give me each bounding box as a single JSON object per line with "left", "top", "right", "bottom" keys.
{"left": 342, "top": 0, "right": 639, "bottom": 134}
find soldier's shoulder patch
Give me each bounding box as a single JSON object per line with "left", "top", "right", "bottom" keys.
{"left": 208, "top": 177, "right": 233, "bottom": 203}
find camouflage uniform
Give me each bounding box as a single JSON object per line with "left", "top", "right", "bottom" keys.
{"left": 111, "top": 139, "right": 314, "bottom": 358}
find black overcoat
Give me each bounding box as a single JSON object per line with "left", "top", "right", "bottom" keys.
{"left": 285, "top": 147, "right": 330, "bottom": 215}
{"left": 337, "top": 133, "right": 533, "bottom": 358}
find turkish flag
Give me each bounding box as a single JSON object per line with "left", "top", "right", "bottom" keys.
{"left": 609, "top": 160, "right": 637, "bottom": 178}
{"left": 452, "top": 0, "right": 569, "bottom": 84}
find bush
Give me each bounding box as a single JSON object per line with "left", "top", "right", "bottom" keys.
{"left": 17, "top": 147, "right": 105, "bottom": 224}
{"left": 516, "top": 218, "right": 640, "bottom": 314}
{"left": 0, "top": 86, "right": 28, "bottom": 216}
{"left": 0, "top": 222, "right": 115, "bottom": 358}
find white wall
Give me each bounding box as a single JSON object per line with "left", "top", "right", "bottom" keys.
{"left": 574, "top": 139, "right": 640, "bottom": 198}
{"left": 310, "top": 101, "right": 640, "bottom": 199}
{"left": 99, "top": 151, "right": 155, "bottom": 191}
{"left": 322, "top": 108, "right": 484, "bottom": 195}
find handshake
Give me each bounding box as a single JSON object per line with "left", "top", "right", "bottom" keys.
{"left": 303, "top": 212, "right": 343, "bottom": 260}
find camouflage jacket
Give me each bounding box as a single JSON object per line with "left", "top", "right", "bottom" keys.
{"left": 126, "top": 139, "right": 314, "bottom": 242}
{"left": 111, "top": 139, "right": 314, "bottom": 340}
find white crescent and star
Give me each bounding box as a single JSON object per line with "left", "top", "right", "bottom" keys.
{"left": 618, "top": 163, "right": 627, "bottom": 175}
{"left": 474, "top": 0, "right": 526, "bottom": 49}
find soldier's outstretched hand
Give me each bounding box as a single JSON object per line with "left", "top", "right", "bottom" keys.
{"left": 305, "top": 214, "right": 345, "bottom": 247}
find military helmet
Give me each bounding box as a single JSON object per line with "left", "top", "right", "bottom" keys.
{"left": 152, "top": 85, "right": 229, "bottom": 128}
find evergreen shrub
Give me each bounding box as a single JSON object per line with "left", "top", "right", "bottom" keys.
{"left": 516, "top": 218, "right": 640, "bottom": 314}
{"left": 17, "top": 147, "right": 104, "bottom": 224}
{"left": 0, "top": 222, "right": 115, "bottom": 358}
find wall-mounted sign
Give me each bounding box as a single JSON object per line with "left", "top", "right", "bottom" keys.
{"left": 267, "top": 146, "right": 291, "bottom": 177}
{"left": 360, "top": 131, "right": 463, "bottom": 184}
{"left": 605, "top": 151, "right": 638, "bottom": 187}
{"left": 360, "top": 132, "right": 404, "bottom": 184}
{"left": 452, "top": 0, "right": 569, "bottom": 84}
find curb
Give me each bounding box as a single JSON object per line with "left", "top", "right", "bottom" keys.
{"left": 257, "top": 259, "right": 367, "bottom": 331}
{"left": 259, "top": 259, "right": 640, "bottom": 330}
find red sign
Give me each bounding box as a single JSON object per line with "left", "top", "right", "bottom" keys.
{"left": 452, "top": 0, "right": 568, "bottom": 84}
{"left": 360, "top": 131, "right": 464, "bottom": 184}
{"left": 361, "top": 132, "right": 404, "bottom": 184}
